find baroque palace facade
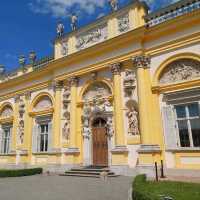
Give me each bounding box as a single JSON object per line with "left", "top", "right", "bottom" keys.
{"left": 0, "top": 0, "right": 200, "bottom": 176}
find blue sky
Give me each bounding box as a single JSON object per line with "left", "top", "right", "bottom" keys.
{"left": 0, "top": 0, "right": 178, "bottom": 72}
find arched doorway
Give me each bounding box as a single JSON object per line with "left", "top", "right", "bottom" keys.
{"left": 92, "top": 118, "right": 108, "bottom": 166}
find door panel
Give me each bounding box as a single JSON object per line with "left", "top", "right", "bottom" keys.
{"left": 92, "top": 127, "right": 108, "bottom": 166}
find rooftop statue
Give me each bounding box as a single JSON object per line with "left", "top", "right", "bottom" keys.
{"left": 109, "top": 0, "right": 118, "bottom": 11}
{"left": 57, "top": 22, "right": 64, "bottom": 37}
{"left": 71, "top": 14, "right": 78, "bottom": 31}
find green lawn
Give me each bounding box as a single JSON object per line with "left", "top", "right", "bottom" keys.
{"left": 132, "top": 175, "right": 200, "bottom": 200}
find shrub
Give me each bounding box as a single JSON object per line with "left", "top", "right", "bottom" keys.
{"left": 0, "top": 168, "right": 43, "bottom": 178}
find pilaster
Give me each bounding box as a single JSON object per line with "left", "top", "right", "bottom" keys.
{"left": 12, "top": 95, "right": 20, "bottom": 151}
{"left": 110, "top": 63, "right": 128, "bottom": 163}
{"left": 132, "top": 55, "right": 162, "bottom": 166}
{"left": 53, "top": 81, "right": 63, "bottom": 151}
{"left": 66, "top": 76, "right": 80, "bottom": 158}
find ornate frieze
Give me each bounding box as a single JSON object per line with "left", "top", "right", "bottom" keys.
{"left": 118, "top": 14, "right": 129, "bottom": 33}
{"left": 159, "top": 59, "right": 200, "bottom": 84}
{"left": 132, "top": 55, "right": 151, "bottom": 69}
{"left": 123, "top": 69, "right": 136, "bottom": 97}
{"left": 62, "top": 84, "right": 71, "bottom": 141}
{"left": 76, "top": 24, "right": 108, "bottom": 50}
{"left": 18, "top": 98, "right": 25, "bottom": 144}
{"left": 110, "top": 63, "right": 122, "bottom": 75}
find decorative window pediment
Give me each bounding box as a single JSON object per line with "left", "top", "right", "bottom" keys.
{"left": 159, "top": 59, "right": 200, "bottom": 85}
{"left": 0, "top": 105, "right": 13, "bottom": 118}
{"left": 83, "top": 82, "right": 112, "bottom": 101}
{"left": 33, "top": 96, "right": 53, "bottom": 112}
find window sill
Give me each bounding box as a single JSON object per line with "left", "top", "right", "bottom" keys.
{"left": 32, "top": 151, "right": 61, "bottom": 155}
{"left": 0, "top": 153, "right": 16, "bottom": 156}
{"left": 166, "top": 148, "right": 200, "bottom": 152}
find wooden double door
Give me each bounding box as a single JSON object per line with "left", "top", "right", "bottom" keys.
{"left": 92, "top": 118, "right": 108, "bottom": 166}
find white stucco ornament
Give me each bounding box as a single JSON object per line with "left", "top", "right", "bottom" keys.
{"left": 160, "top": 59, "right": 200, "bottom": 84}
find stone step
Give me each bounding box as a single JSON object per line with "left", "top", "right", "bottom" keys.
{"left": 60, "top": 173, "right": 119, "bottom": 178}
{"left": 71, "top": 168, "right": 110, "bottom": 172}
{"left": 65, "top": 170, "right": 115, "bottom": 175}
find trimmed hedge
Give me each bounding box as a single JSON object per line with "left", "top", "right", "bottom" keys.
{"left": 132, "top": 174, "right": 200, "bottom": 200}
{"left": 0, "top": 168, "right": 43, "bottom": 178}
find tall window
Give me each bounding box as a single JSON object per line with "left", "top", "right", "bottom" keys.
{"left": 32, "top": 117, "right": 52, "bottom": 153}
{"left": 0, "top": 125, "right": 12, "bottom": 154}
{"left": 39, "top": 124, "right": 49, "bottom": 152}
{"left": 174, "top": 103, "right": 200, "bottom": 147}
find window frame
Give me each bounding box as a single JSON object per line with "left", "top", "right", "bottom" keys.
{"left": 38, "top": 123, "right": 49, "bottom": 152}
{"left": 173, "top": 101, "right": 200, "bottom": 148}
{"left": 1, "top": 125, "right": 12, "bottom": 154}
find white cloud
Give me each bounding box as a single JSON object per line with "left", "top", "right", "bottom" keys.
{"left": 29, "top": 0, "right": 107, "bottom": 18}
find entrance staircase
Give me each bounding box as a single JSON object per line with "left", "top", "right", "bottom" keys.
{"left": 60, "top": 166, "right": 118, "bottom": 178}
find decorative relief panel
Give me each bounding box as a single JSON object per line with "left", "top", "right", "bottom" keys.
{"left": 0, "top": 105, "right": 13, "bottom": 118}
{"left": 76, "top": 24, "right": 108, "bottom": 50}
{"left": 160, "top": 59, "right": 200, "bottom": 84}
{"left": 123, "top": 69, "right": 136, "bottom": 97}
{"left": 18, "top": 98, "right": 25, "bottom": 145}
{"left": 123, "top": 69, "right": 140, "bottom": 136}
{"left": 83, "top": 82, "right": 112, "bottom": 101}
{"left": 62, "top": 84, "right": 71, "bottom": 141}
{"left": 60, "top": 40, "right": 68, "bottom": 56}
{"left": 33, "top": 96, "right": 53, "bottom": 112}
{"left": 118, "top": 14, "right": 130, "bottom": 33}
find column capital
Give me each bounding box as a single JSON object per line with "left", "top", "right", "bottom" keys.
{"left": 24, "top": 91, "right": 31, "bottom": 100}
{"left": 110, "top": 63, "right": 122, "bottom": 75}
{"left": 14, "top": 94, "right": 20, "bottom": 103}
{"left": 69, "top": 76, "right": 79, "bottom": 87}
{"left": 52, "top": 80, "right": 63, "bottom": 91}
{"left": 132, "top": 55, "right": 151, "bottom": 69}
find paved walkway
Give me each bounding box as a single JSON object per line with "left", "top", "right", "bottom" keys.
{"left": 0, "top": 175, "right": 133, "bottom": 200}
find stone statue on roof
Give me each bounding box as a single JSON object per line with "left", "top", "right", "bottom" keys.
{"left": 109, "top": 0, "right": 118, "bottom": 11}
{"left": 57, "top": 21, "right": 64, "bottom": 37}
{"left": 71, "top": 14, "right": 78, "bottom": 31}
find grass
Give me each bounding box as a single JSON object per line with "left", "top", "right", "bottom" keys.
{"left": 132, "top": 174, "right": 200, "bottom": 200}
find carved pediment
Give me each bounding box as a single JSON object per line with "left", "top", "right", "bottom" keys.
{"left": 83, "top": 82, "right": 112, "bottom": 101}
{"left": 0, "top": 105, "right": 13, "bottom": 118}
{"left": 34, "top": 96, "right": 53, "bottom": 112}
{"left": 159, "top": 59, "right": 200, "bottom": 84}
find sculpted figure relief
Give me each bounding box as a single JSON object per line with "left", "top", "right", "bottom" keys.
{"left": 126, "top": 107, "right": 139, "bottom": 136}
{"left": 160, "top": 59, "right": 200, "bottom": 84}
{"left": 57, "top": 22, "right": 64, "bottom": 37}
{"left": 71, "top": 14, "right": 78, "bottom": 31}
{"left": 109, "top": 0, "right": 118, "bottom": 11}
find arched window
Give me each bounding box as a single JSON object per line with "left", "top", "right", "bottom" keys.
{"left": 32, "top": 95, "right": 53, "bottom": 153}
{"left": 0, "top": 104, "right": 13, "bottom": 154}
